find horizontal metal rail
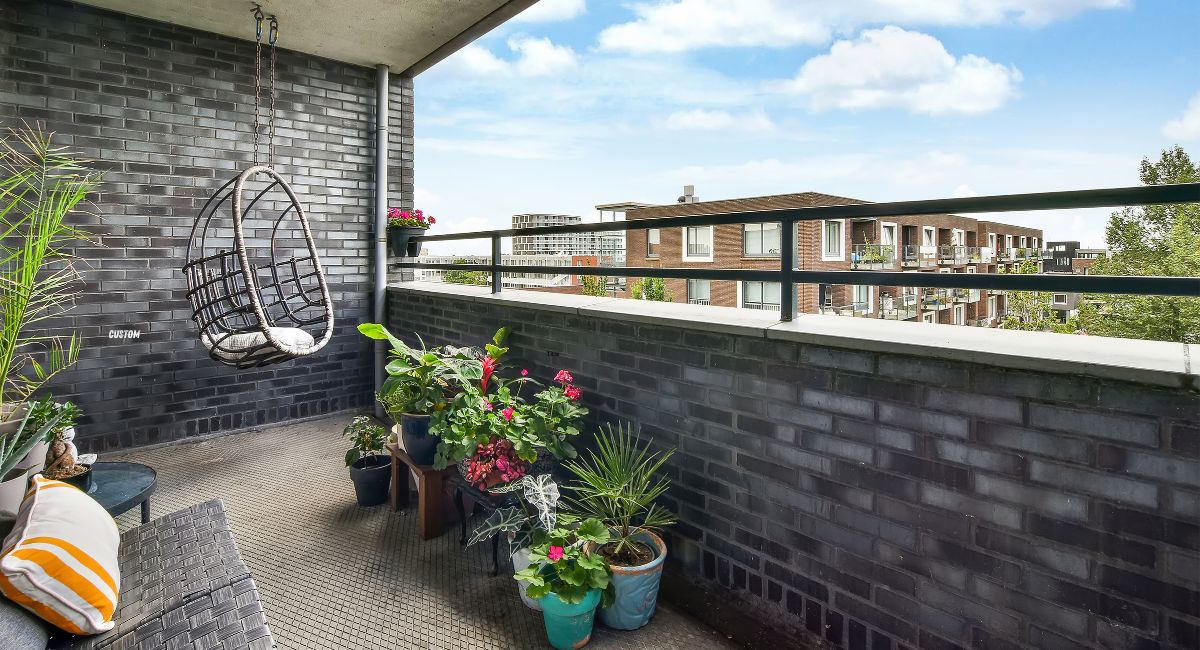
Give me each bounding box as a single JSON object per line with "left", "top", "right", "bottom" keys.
{"left": 397, "top": 183, "right": 1200, "bottom": 322}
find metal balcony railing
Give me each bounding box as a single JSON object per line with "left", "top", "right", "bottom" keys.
{"left": 688, "top": 298, "right": 711, "bottom": 305}
{"left": 397, "top": 183, "right": 1200, "bottom": 323}
{"left": 880, "top": 293, "right": 918, "bottom": 321}
{"left": 921, "top": 288, "right": 952, "bottom": 310}
{"left": 851, "top": 244, "right": 896, "bottom": 269}
{"left": 743, "top": 302, "right": 781, "bottom": 311}
{"left": 823, "top": 301, "right": 870, "bottom": 317}
{"left": 902, "top": 244, "right": 937, "bottom": 267}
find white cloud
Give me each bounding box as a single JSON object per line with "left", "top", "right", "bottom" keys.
{"left": 777, "top": 27, "right": 1021, "bottom": 115}
{"left": 1163, "top": 92, "right": 1200, "bottom": 141}
{"left": 598, "top": 0, "right": 1127, "bottom": 53}
{"left": 445, "top": 37, "right": 577, "bottom": 77}
{"left": 513, "top": 0, "right": 586, "bottom": 22}
{"left": 662, "top": 109, "right": 774, "bottom": 131}
{"left": 417, "top": 137, "right": 574, "bottom": 160}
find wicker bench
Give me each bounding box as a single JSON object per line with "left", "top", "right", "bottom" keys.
{"left": 39, "top": 499, "right": 275, "bottom": 650}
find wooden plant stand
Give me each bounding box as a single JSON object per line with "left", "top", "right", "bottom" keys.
{"left": 387, "top": 443, "right": 454, "bottom": 540}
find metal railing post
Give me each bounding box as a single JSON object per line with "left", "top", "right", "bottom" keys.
{"left": 491, "top": 235, "right": 502, "bottom": 293}
{"left": 780, "top": 218, "right": 796, "bottom": 322}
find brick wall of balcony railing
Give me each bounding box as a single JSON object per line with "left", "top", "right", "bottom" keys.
{"left": 389, "top": 283, "right": 1199, "bottom": 650}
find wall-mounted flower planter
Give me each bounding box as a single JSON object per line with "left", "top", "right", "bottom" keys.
{"left": 388, "top": 227, "right": 425, "bottom": 257}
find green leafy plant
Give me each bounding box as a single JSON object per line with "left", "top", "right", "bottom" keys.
{"left": 467, "top": 473, "right": 560, "bottom": 549}
{"left": 25, "top": 397, "right": 79, "bottom": 436}
{"left": 513, "top": 517, "right": 612, "bottom": 605}
{"left": 629, "top": 277, "right": 672, "bottom": 302}
{"left": 0, "top": 127, "right": 95, "bottom": 412}
{"left": 342, "top": 415, "right": 387, "bottom": 466}
{"left": 444, "top": 258, "right": 489, "bottom": 286}
{"left": 0, "top": 407, "right": 62, "bottom": 481}
{"left": 357, "top": 323, "right": 483, "bottom": 418}
{"left": 563, "top": 422, "right": 677, "bottom": 567}
{"left": 580, "top": 274, "right": 608, "bottom": 297}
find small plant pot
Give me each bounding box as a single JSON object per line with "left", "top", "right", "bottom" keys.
{"left": 388, "top": 227, "right": 426, "bottom": 257}
{"left": 0, "top": 468, "right": 33, "bottom": 518}
{"left": 399, "top": 413, "right": 438, "bottom": 466}
{"left": 511, "top": 547, "right": 543, "bottom": 611}
{"left": 597, "top": 530, "right": 667, "bottom": 630}
{"left": 57, "top": 464, "right": 93, "bottom": 493}
{"left": 349, "top": 455, "right": 391, "bottom": 506}
{"left": 538, "top": 588, "right": 601, "bottom": 650}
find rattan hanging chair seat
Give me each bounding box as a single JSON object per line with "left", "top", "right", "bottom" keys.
{"left": 183, "top": 166, "right": 333, "bottom": 369}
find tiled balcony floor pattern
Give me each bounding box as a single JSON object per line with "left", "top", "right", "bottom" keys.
{"left": 107, "top": 414, "right": 740, "bottom": 650}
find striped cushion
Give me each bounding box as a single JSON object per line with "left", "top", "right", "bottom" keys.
{"left": 0, "top": 475, "right": 120, "bottom": 635}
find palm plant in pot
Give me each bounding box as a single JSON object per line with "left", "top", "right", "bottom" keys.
{"left": 563, "top": 422, "right": 677, "bottom": 630}
{"left": 343, "top": 416, "right": 390, "bottom": 506}
{"left": 514, "top": 517, "right": 612, "bottom": 650}
{"left": 0, "top": 127, "right": 93, "bottom": 515}
{"left": 357, "top": 323, "right": 482, "bottom": 465}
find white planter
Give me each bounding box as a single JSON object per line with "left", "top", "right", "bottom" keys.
{"left": 0, "top": 469, "right": 32, "bottom": 520}
{"left": 511, "top": 547, "right": 543, "bottom": 611}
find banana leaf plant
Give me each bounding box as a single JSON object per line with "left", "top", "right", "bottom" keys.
{"left": 357, "top": 323, "right": 484, "bottom": 418}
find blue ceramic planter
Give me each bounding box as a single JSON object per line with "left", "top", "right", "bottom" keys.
{"left": 598, "top": 530, "right": 666, "bottom": 630}
{"left": 399, "top": 413, "right": 438, "bottom": 466}
{"left": 539, "top": 588, "right": 601, "bottom": 650}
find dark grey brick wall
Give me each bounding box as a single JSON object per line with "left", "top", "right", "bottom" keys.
{"left": 388, "top": 286, "right": 1200, "bottom": 650}
{"left": 0, "top": 0, "right": 412, "bottom": 450}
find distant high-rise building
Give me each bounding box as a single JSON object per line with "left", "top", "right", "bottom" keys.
{"left": 511, "top": 213, "right": 625, "bottom": 264}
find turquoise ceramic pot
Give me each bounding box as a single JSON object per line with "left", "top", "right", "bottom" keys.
{"left": 538, "top": 588, "right": 601, "bottom": 650}
{"left": 598, "top": 530, "right": 666, "bottom": 630}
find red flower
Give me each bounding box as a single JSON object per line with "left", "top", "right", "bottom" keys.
{"left": 547, "top": 546, "right": 564, "bottom": 562}
{"left": 564, "top": 385, "right": 582, "bottom": 402}
{"left": 428, "top": 216, "right": 436, "bottom": 224}
{"left": 502, "top": 407, "right": 514, "bottom": 421}
{"left": 520, "top": 368, "right": 529, "bottom": 377}
{"left": 483, "top": 400, "right": 493, "bottom": 411}
{"left": 554, "top": 370, "right": 573, "bottom": 384}
{"left": 481, "top": 356, "right": 497, "bottom": 393}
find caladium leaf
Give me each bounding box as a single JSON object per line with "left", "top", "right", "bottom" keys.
{"left": 467, "top": 507, "right": 528, "bottom": 546}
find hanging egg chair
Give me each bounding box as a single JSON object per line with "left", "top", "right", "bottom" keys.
{"left": 182, "top": 10, "right": 334, "bottom": 368}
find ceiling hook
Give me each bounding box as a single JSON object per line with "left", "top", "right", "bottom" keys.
{"left": 252, "top": 5, "right": 264, "bottom": 40}
{"left": 268, "top": 15, "right": 279, "bottom": 45}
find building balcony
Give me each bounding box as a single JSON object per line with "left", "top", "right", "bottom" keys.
{"left": 850, "top": 244, "right": 897, "bottom": 269}
{"left": 823, "top": 301, "right": 871, "bottom": 317}
{"left": 921, "top": 288, "right": 952, "bottom": 310}
{"left": 938, "top": 245, "right": 983, "bottom": 265}
{"left": 879, "top": 293, "right": 918, "bottom": 320}
{"left": 901, "top": 244, "right": 937, "bottom": 267}
{"left": 951, "top": 288, "right": 981, "bottom": 303}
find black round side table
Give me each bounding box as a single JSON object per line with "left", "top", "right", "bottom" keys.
{"left": 85, "top": 461, "right": 157, "bottom": 523}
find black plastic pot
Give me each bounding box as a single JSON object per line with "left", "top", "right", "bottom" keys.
{"left": 388, "top": 227, "right": 426, "bottom": 257}
{"left": 400, "top": 413, "right": 438, "bottom": 466}
{"left": 349, "top": 455, "right": 390, "bottom": 506}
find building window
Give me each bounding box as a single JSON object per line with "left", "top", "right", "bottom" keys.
{"left": 880, "top": 223, "right": 896, "bottom": 246}
{"left": 742, "top": 281, "right": 781, "bottom": 311}
{"left": 1053, "top": 293, "right": 1067, "bottom": 305}
{"left": 646, "top": 228, "right": 659, "bottom": 257}
{"left": 684, "top": 226, "right": 712, "bottom": 260}
{"left": 853, "top": 285, "right": 871, "bottom": 312}
{"left": 954, "top": 304, "right": 966, "bottom": 325}
{"left": 988, "top": 296, "right": 997, "bottom": 319}
{"left": 1032, "top": 237, "right": 1039, "bottom": 249}
{"left": 743, "top": 223, "right": 781, "bottom": 257}
{"left": 1005, "top": 234, "right": 1013, "bottom": 249}
{"left": 922, "top": 312, "right": 935, "bottom": 324}
{"left": 1019, "top": 236, "right": 1027, "bottom": 248}
{"left": 922, "top": 227, "right": 936, "bottom": 247}
{"left": 822, "top": 220, "right": 844, "bottom": 260}
{"left": 988, "top": 233, "right": 997, "bottom": 250}
{"left": 687, "top": 279, "right": 711, "bottom": 305}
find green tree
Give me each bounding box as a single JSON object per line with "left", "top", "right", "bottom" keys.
{"left": 580, "top": 274, "right": 608, "bottom": 297}
{"left": 444, "top": 258, "right": 488, "bottom": 286}
{"left": 629, "top": 277, "right": 672, "bottom": 302}
{"left": 998, "top": 260, "right": 1077, "bottom": 333}
{"left": 1076, "top": 145, "right": 1200, "bottom": 343}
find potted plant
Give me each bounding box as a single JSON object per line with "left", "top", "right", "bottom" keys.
{"left": 343, "top": 416, "right": 390, "bottom": 506}
{"left": 466, "top": 473, "right": 561, "bottom": 610}
{"left": 357, "top": 323, "right": 482, "bottom": 465}
{"left": 0, "top": 408, "right": 64, "bottom": 516}
{"left": 563, "top": 422, "right": 677, "bottom": 630}
{"left": 514, "top": 517, "right": 612, "bottom": 649}
{"left": 0, "top": 127, "right": 93, "bottom": 515}
{"left": 386, "top": 207, "right": 435, "bottom": 257}
{"left": 28, "top": 398, "right": 91, "bottom": 490}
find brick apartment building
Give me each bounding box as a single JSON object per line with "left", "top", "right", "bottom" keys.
{"left": 625, "top": 191, "right": 1044, "bottom": 326}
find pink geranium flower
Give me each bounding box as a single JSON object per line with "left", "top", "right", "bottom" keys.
{"left": 554, "top": 370, "right": 573, "bottom": 384}
{"left": 547, "top": 546, "right": 564, "bottom": 562}
{"left": 521, "top": 368, "right": 529, "bottom": 377}
{"left": 564, "top": 385, "right": 581, "bottom": 401}
{"left": 483, "top": 400, "right": 493, "bottom": 411}
{"left": 502, "top": 407, "right": 514, "bottom": 422}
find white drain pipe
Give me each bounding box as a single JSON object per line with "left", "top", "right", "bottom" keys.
{"left": 373, "top": 64, "right": 389, "bottom": 419}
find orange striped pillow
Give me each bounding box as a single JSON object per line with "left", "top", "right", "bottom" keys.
{"left": 0, "top": 474, "right": 120, "bottom": 635}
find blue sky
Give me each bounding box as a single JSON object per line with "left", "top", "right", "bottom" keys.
{"left": 413, "top": 0, "right": 1200, "bottom": 255}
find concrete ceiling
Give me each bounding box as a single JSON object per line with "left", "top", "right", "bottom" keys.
{"left": 72, "top": 0, "right": 539, "bottom": 75}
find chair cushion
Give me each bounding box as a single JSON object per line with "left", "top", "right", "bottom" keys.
{"left": 0, "top": 475, "right": 120, "bottom": 635}
{"left": 0, "top": 594, "right": 49, "bottom": 650}
{"left": 201, "top": 326, "right": 315, "bottom": 361}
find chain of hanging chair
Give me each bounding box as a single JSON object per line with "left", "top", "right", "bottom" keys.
{"left": 181, "top": 8, "right": 334, "bottom": 368}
